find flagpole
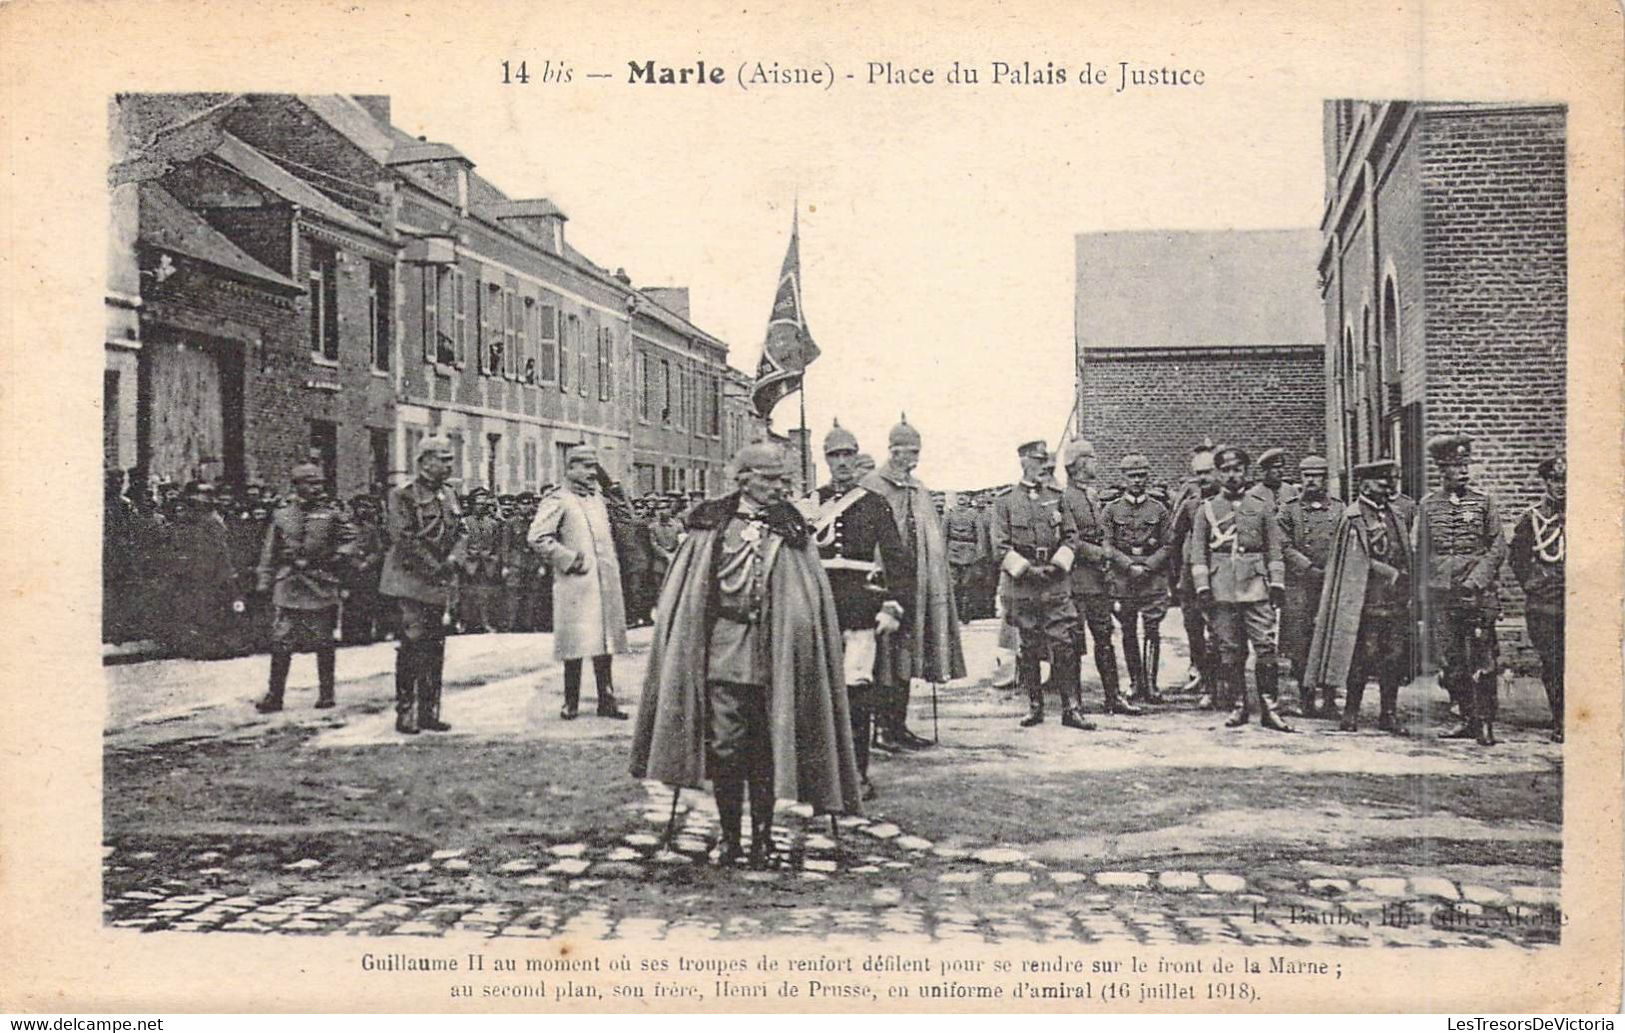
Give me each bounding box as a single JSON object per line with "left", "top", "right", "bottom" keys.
{"left": 799, "top": 380, "right": 809, "bottom": 490}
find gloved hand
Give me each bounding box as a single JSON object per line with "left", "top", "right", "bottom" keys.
{"left": 875, "top": 607, "right": 901, "bottom": 636}
{"left": 1269, "top": 585, "right": 1287, "bottom": 609}
{"left": 1196, "top": 587, "right": 1215, "bottom": 610}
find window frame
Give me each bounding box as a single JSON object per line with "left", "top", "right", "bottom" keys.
{"left": 368, "top": 262, "right": 392, "bottom": 373}
{"left": 308, "top": 241, "right": 339, "bottom": 364}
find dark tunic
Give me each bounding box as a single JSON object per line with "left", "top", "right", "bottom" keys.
{"left": 807, "top": 484, "right": 913, "bottom": 631}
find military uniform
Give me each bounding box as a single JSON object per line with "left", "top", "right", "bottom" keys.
{"left": 943, "top": 499, "right": 983, "bottom": 624}
{"left": 1191, "top": 447, "right": 1291, "bottom": 730}
{"left": 1509, "top": 455, "right": 1565, "bottom": 741}
{"left": 380, "top": 440, "right": 465, "bottom": 734}
{"left": 459, "top": 490, "right": 505, "bottom": 632}
{"left": 1168, "top": 476, "right": 1218, "bottom": 701}
{"left": 802, "top": 423, "right": 914, "bottom": 787}
{"left": 1418, "top": 434, "right": 1507, "bottom": 745}
{"left": 992, "top": 441, "right": 1087, "bottom": 728}
{"left": 1059, "top": 439, "right": 1139, "bottom": 716}
{"left": 341, "top": 497, "right": 386, "bottom": 644}
{"left": 1277, "top": 456, "right": 1339, "bottom": 705}
{"left": 499, "top": 495, "right": 540, "bottom": 632}
{"left": 255, "top": 465, "right": 355, "bottom": 712}
{"left": 1103, "top": 456, "right": 1174, "bottom": 703}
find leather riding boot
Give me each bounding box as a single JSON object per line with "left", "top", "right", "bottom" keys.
{"left": 257, "top": 651, "right": 291, "bottom": 713}
{"left": 1376, "top": 684, "right": 1405, "bottom": 734}
{"left": 394, "top": 643, "right": 420, "bottom": 734}
{"left": 418, "top": 641, "right": 451, "bottom": 731}
{"left": 1339, "top": 684, "right": 1364, "bottom": 732}
{"left": 1257, "top": 663, "right": 1292, "bottom": 732}
{"left": 1055, "top": 645, "right": 1096, "bottom": 730}
{"left": 1103, "top": 673, "right": 1142, "bottom": 716}
{"left": 314, "top": 647, "right": 337, "bottom": 709}
{"left": 746, "top": 771, "right": 777, "bottom": 869}
{"left": 561, "top": 658, "right": 582, "bottom": 720}
{"left": 1119, "top": 618, "right": 1145, "bottom": 699}
{"left": 849, "top": 702, "right": 872, "bottom": 780}
{"left": 1135, "top": 630, "right": 1166, "bottom": 703}
{"left": 1299, "top": 678, "right": 1318, "bottom": 718}
{"left": 1223, "top": 662, "right": 1251, "bottom": 727}
{"left": 1474, "top": 671, "right": 1499, "bottom": 746}
{"left": 714, "top": 774, "right": 745, "bottom": 866}
{"left": 593, "top": 654, "right": 628, "bottom": 719}
{"left": 1017, "top": 650, "right": 1044, "bottom": 727}
{"left": 1320, "top": 683, "right": 1340, "bottom": 718}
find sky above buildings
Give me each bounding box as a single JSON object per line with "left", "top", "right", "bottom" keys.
{"left": 391, "top": 42, "right": 1329, "bottom": 487}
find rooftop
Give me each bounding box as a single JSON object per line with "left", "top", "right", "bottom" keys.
{"left": 138, "top": 183, "right": 301, "bottom": 291}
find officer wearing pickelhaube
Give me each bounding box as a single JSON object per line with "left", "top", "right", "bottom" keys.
{"left": 1103, "top": 452, "right": 1175, "bottom": 705}
{"left": 1060, "top": 438, "right": 1140, "bottom": 716}
{"left": 799, "top": 420, "right": 913, "bottom": 797}
{"left": 1419, "top": 434, "right": 1508, "bottom": 746}
{"left": 1277, "top": 454, "right": 1340, "bottom": 715}
{"left": 254, "top": 462, "right": 355, "bottom": 712}
{"left": 1191, "top": 445, "right": 1292, "bottom": 732}
{"left": 1510, "top": 453, "right": 1565, "bottom": 742}
{"left": 379, "top": 436, "right": 466, "bottom": 735}
{"left": 992, "top": 440, "right": 1090, "bottom": 729}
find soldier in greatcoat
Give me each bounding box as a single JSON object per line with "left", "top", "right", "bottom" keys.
{"left": 379, "top": 437, "right": 465, "bottom": 735}
{"left": 799, "top": 422, "right": 913, "bottom": 798}
{"left": 255, "top": 463, "right": 355, "bottom": 712}
{"left": 1419, "top": 434, "right": 1508, "bottom": 746}
{"left": 1191, "top": 446, "right": 1292, "bottom": 732}
{"left": 527, "top": 444, "right": 630, "bottom": 720}
{"left": 1277, "top": 455, "right": 1340, "bottom": 715}
{"left": 992, "top": 441, "right": 1090, "bottom": 729}
{"left": 1510, "top": 454, "right": 1565, "bottom": 742}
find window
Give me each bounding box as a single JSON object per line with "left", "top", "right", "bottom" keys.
{"left": 637, "top": 351, "right": 652, "bottom": 421}
{"left": 309, "top": 420, "right": 338, "bottom": 494}
{"left": 369, "top": 428, "right": 391, "bottom": 492}
{"left": 538, "top": 304, "right": 558, "bottom": 382}
{"left": 421, "top": 268, "right": 437, "bottom": 361}
{"left": 449, "top": 269, "right": 465, "bottom": 365}
{"left": 576, "top": 319, "right": 588, "bottom": 396}
{"left": 504, "top": 290, "right": 518, "bottom": 379}
{"left": 660, "top": 359, "right": 672, "bottom": 424}
{"left": 405, "top": 427, "right": 424, "bottom": 474}
{"left": 695, "top": 467, "right": 707, "bottom": 495}
{"left": 368, "top": 262, "right": 392, "bottom": 372}
{"left": 560, "top": 313, "right": 574, "bottom": 391}
{"left": 597, "top": 328, "right": 613, "bottom": 402}
{"left": 519, "top": 297, "right": 533, "bottom": 382}
{"left": 635, "top": 462, "right": 656, "bottom": 495}
{"left": 308, "top": 242, "right": 339, "bottom": 362}
{"left": 448, "top": 431, "right": 465, "bottom": 483}
{"left": 486, "top": 433, "right": 502, "bottom": 491}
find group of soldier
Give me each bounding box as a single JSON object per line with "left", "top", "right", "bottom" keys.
{"left": 976, "top": 433, "right": 1566, "bottom": 749}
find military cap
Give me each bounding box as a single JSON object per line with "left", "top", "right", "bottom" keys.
{"left": 290, "top": 462, "right": 324, "bottom": 483}
{"left": 517, "top": 491, "right": 537, "bottom": 503}
{"left": 468, "top": 486, "right": 491, "bottom": 500}
{"left": 854, "top": 452, "right": 877, "bottom": 472}
{"left": 823, "top": 419, "right": 859, "bottom": 454}
{"left": 416, "top": 435, "right": 454, "bottom": 460}
{"left": 1257, "top": 448, "right": 1286, "bottom": 469}
{"left": 1017, "top": 440, "right": 1050, "bottom": 460}
{"left": 1537, "top": 454, "right": 1566, "bottom": 480}
{"left": 350, "top": 492, "right": 376, "bottom": 507}
{"left": 1118, "top": 452, "right": 1150, "bottom": 473}
{"left": 888, "top": 414, "right": 922, "bottom": 449}
{"left": 1299, "top": 455, "right": 1329, "bottom": 474}
{"left": 565, "top": 443, "right": 599, "bottom": 467}
{"left": 733, "top": 441, "right": 787, "bottom": 474}
{"left": 1061, "top": 438, "right": 1095, "bottom": 467}
{"left": 1427, "top": 434, "right": 1472, "bottom": 464}
{"left": 1213, "top": 445, "right": 1250, "bottom": 469}
{"left": 182, "top": 480, "right": 215, "bottom": 501}
{"left": 1353, "top": 458, "right": 1397, "bottom": 480}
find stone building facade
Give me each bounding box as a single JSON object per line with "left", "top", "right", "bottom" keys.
{"left": 1074, "top": 229, "right": 1328, "bottom": 487}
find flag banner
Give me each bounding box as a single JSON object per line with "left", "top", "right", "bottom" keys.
{"left": 751, "top": 215, "right": 820, "bottom": 419}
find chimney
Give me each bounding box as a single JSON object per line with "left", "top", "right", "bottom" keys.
{"left": 386, "top": 140, "right": 475, "bottom": 215}
{"left": 354, "top": 95, "right": 392, "bottom": 125}
{"left": 641, "top": 286, "right": 691, "bottom": 321}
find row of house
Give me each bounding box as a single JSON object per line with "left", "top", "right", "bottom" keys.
{"left": 106, "top": 93, "right": 765, "bottom": 500}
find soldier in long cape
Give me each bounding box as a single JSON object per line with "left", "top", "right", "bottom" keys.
{"left": 630, "top": 443, "right": 863, "bottom": 868}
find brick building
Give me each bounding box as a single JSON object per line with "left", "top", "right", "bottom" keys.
{"left": 1074, "top": 229, "right": 1327, "bottom": 488}
{"left": 628, "top": 286, "right": 733, "bottom": 497}
{"left": 1320, "top": 100, "right": 1567, "bottom": 665}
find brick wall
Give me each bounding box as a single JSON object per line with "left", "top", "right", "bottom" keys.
{"left": 1422, "top": 105, "right": 1567, "bottom": 670}
{"left": 1078, "top": 345, "right": 1327, "bottom": 488}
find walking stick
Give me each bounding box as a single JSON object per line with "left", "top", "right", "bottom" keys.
{"left": 662, "top": 786, "right": 682, "bottom": 850}
{"left": 931, "top": 681, "right": 940, "bottom": 744}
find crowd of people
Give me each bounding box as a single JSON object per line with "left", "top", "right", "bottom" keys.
{"left": 103, "top": 417, "right": 1565, "bottom": 870}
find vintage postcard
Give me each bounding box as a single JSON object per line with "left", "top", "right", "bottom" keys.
{"left": 0, "top": 0, "right": 1620, "bottom": 1015}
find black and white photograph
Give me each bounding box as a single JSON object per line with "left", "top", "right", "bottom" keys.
{"left": 3, "top": 0, "right": 1621, "bottom": 1017}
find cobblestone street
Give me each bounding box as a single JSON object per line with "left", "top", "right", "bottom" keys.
{"left": 104, "top": 618, "right": 1563, "bottom": 948}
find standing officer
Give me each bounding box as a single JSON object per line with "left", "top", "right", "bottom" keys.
{"left": 1061, "top": 439, "right": 1139, "bottom": 716}
{"left": 499, "top": 492, "right": 537, "bottom": 632}
{"left": 1304, "top": 459, "right": 1414, "bottom": 733}
{"left": 255, "top": 463, "right": 354, "bottom": 712}
{"left": 1103, "top": 453, "right": 1174, "bottom": 706}
{"left": 943, "top": 491, "right": 984, "bottom": 624}
{"left": 379, "top": 436, "right": 465, "bottom": 735}
{"left": 1510, "top": 454, "right": 1565, "bottom": 742}
{"left": 459, "top": 488, "right": 504, "bottom": 633}
{"left": 340, "top": 493, "right": 386, "bottom": 645}
{"left": 1168, "top": 447, "right": 1219, "bottom": 703}
{"left": 1419, "top": 434, "right": 1508, "bottom": 746}
{"left": 992, "top": 441, "right": 1089, "bottom": 729}
{"left": 1248, "top": 448, "right": 1300, "bottom": 509}
{"left": 800, "top": 422, "right": 913, "bottom": 798}
{"left": 1277, "top": 455, "right": 1339, "bottom": 715}
{"left": 1191, "top": 445, "right": 1292, "bottom": 731}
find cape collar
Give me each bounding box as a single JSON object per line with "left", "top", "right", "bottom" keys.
{"left": 686, "top": 492, "right": 808, "bottom": 547}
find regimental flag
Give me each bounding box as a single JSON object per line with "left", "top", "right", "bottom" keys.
{"left": 752, "top": 211, "right": 821, "bottom": 420}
